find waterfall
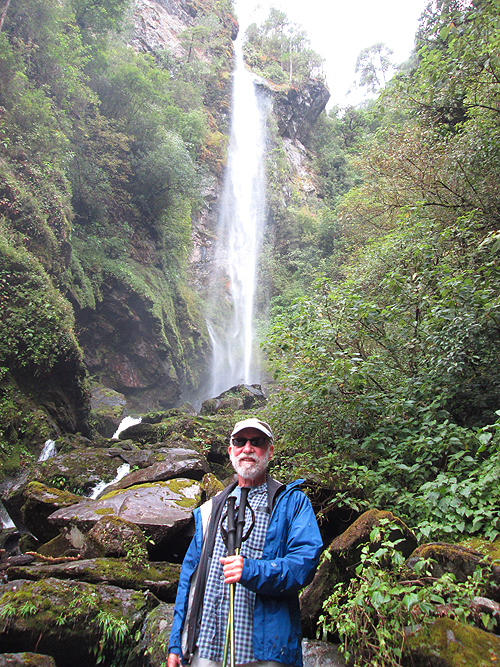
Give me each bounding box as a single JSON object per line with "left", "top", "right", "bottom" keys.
{"left": 112, "top": 416, "right": 142, "bottom": 440}
{"left": 88, "top": 463, "right": 131, "bottom": 500}
{"left": 207, "top": 35, "right": 269, "bottom": 398}
{"left": 0, "top": 499, "right": 15, "bottom": 529}
{"left": 38, "top": 439, "right": 57, "bottom": 462}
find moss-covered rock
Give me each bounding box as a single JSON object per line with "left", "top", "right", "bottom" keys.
{"left": 0, "top": 577, "right": 158, "bottom": 667}
{"left": 200, "top": 384, "right": 267, "bottom": 415}
{"left": 31, "top": 448, "right": 127, "bottom": 496}
{"left": 404, "top": 617, "right": 500, "bottom": 666}
{"left": 48, "top": 478, "right": 202, "bottom": 553}
{"left": 300, "top": 509, "right": 418, "bottom": 638}
{"left": 5, "top": 557, "right": 180, "bottom": 602}
{"left": 0, "top": 654, "right": 57, "bottom": 667}
{"left": 89, "top": 385, "right": 127, "bottom": 438}
{"left": 20, "top": 481, "right": 83, "bottom": 543}
{"left": 83, "top": 516, "right": 148, "bottom": 566}
{"left": 126, "top": 602, "right": 174, "bottom": 667}
{"left": 96, "top": 447, "right": 210, "bottom": 497}
{"left": 407, "top": 542, "right": 500, "bottom": 602}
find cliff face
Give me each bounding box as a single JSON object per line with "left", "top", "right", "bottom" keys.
{"left": 256, "top": 77, "right": 330, "bottom": 146}
{"left": 0, "top": 0, "right": 330, "bottom": 464}
{"left": 68, "top": 0, "right": 237, "bottom": 414}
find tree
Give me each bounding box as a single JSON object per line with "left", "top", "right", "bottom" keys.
{"left": 352, "top": 42, "right": 395, "bottom": 94}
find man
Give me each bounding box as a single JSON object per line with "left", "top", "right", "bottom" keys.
{"left": 167, "top": 418, "right": 323, "bottom": 667}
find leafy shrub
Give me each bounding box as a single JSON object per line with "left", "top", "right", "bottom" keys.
{"left": 320, "top": 520, "right": 490, "bottom": 667}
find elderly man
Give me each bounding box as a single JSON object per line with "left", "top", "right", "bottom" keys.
{"left": 167, "top": 418, "right": 322, "bottom": 667}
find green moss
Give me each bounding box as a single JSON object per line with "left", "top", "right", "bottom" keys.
{"left": 405, "top": 618, "right": 500, "bottom": 666}
{"left": 25, "top": 481, "right": 82, "bottom": 506}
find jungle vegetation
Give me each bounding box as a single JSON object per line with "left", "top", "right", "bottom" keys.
{"left": 259, "top": 0, "right": 500, "bottom": 547}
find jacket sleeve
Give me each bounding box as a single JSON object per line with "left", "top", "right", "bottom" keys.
{"left": 238, "top": 490, "right": 322, "bottom": 597}
{"left": 168, "top": 519, "right": 201, "bottom": 657}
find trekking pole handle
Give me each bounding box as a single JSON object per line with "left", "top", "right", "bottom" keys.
{"left": 235, "top": 486, "right": 250, "bottom": 550}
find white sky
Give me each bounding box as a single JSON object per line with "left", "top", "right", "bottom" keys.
{"left": 234, "top": 0, "right": 429, "bottom": 107}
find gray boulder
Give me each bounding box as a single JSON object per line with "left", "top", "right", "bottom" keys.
{"left": 97, "top": 447, "right": 210, "bottom": 497}
{"left": 48, "top": 478, "right": 202, "bottom": 549}
{"left": 302, "top": 639, "right": 345, "bottom": 667}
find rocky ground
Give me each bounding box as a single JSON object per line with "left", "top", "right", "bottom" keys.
{"left": 0, "top": 385, "right": 499, "bottom": 667}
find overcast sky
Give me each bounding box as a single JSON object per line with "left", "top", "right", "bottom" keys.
{"left": 234, "top": 0, "right": 429, "bottom": 107}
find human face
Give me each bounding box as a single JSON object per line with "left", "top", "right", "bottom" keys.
{"left": 228, "top": 427, "right": 274, "bottom": 487}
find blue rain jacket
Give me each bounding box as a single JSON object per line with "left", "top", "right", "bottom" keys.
{"left": 168, "top": 479, "right": 323, "bottom": 667}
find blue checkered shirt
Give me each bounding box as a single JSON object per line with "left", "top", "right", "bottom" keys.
{"left": 196, "top": 483, "right": 270, "bottom": 664}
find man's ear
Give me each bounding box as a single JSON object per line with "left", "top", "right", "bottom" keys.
{"left": 269, "top": 443, "right": 274, "bottom": 459}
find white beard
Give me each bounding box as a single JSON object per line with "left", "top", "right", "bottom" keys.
{"left": 230, "top": 448, "right": 271, "bottom": 481}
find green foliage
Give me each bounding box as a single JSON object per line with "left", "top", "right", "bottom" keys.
{"left": 265, "top": 211, "right": 500, "bottom": 540}
{"left": 0, "top": 230, "right": 81, "bottom": 373}
{"left": 320, "top": 519, "right": 489, "bottom": 667}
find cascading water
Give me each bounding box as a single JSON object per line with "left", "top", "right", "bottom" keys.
{"left": 207, "top": 35, "right": 269, "bottom": 398}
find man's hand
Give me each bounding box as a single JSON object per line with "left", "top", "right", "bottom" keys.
{"left": 220, "top": 554, "right": 244, "bottom": 584}
{"left": 167, "top": 653, "right": 181, "bottom": 667}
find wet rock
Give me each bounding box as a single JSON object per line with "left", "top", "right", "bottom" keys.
{"left": 82, "top": 516, "right": 149, "bottom": 563}
{"left": 97, "top": 447, "right": 210, "bottom": 496}
{"left": 200, "top": 384, "right": 267, "bottom": 415}
{"left": 407, "top": 542, "right": 500, "bottom": 602}
{"left": 403, "top": 617, "right": 500, "bottom": 666}
{"left": 255, "top": 78, "right": 330, "bottom": 146}
{"left": 5, "top": 558, "right": 180, "bottom": 602}
{"left": 31, "top": 448, "right": 128, "bottom": 496}
{"left": 300, "top": 509, "right": 418, "bottom": 638}
{"left": 37, "top": 533, "right": 77, "bottom": 559}
{"left": 0, "top": 654, "right": 57, "bottom": 667}
{"left": 0, "top": 554, "right": 35, "bottom": 571}
{"left": 90, "top": 385, "right": 127, "bottom": 438}
{"left": 471, "top": 596, "right": 500, "bottom": 633}
{"left": 20, "top": 482, "right": 83, "bottom": 543}
{"left": 0, "top": 470, "right": 31, "bottom": 514}
{"left": 126, "top": 602, "right": 174, "bottom": 667}
{"left": 201, "top": 473, "right": 224, "bottom": 499}
{"left": 302, "top": 639, "right": 346, "bottom": 667}
{"left": 407, "top": 542, "right": 484, "bottom": 582}
{"left": 0, "top": 578, "right": 158, "bottom": 667}
{"left": 48, "top": 478, "right": 202, "bottom": 551}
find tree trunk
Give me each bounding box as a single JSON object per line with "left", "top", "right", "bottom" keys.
{"left": 0, "top": 0, "right": 12, "bottom": 33}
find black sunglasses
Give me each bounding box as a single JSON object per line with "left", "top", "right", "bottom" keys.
{"left": 231, "top": 437, "right": 268, "bottom": 448}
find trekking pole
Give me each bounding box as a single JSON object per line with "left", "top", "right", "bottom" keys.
{"left": 221, "top": 496, "right": 236, "bottom": 667}
{"left": 221, "top": 488, "right": 254, "bottom": 667}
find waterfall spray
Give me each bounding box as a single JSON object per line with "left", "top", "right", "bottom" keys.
{"left": 207, "top": 36, "right": 269, "bottom": 397}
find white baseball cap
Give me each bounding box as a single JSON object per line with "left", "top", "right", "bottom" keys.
{"left": 231, "top": 418, "right": 274, "bottom": 442}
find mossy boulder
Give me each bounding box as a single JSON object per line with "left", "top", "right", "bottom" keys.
{"left": 20, "top": 481, "right": 83, "bottom": 543}
{"left": 31, "top": 448, "right": 128, "bottom": 496}
{"left": 200, "top": 384, "right": 267, "bottom": 415}
{"left": 0, "top": 654, "right": 57, "bottom": 667}
{"left": 126, "top": 602, "right": 174, "bottom": 667}
{"left": 82, "top": 516, "right": 148, "bottom": 564}
{"left": 96, "top": 447, "right": 210, "bottom": 497}
{"left": 0, "top": 577, "right": 158, "bottom": 667}
{"left": 300, "top": 509, "right": 418, "bottom": 638}
{"left": 90, "top": 385, "right": 127, "bottom": 438}
{"left": 403, "top": 617, "right": 500, "bottom": 666}
{"left": 5, "top": 557, "right": 180, "bottom": 602}
{"left": 48, "top": 478, "right": 202, "bottom": 552}
{"left": 407, "top": 542, "right": 500, "bottom": 602}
